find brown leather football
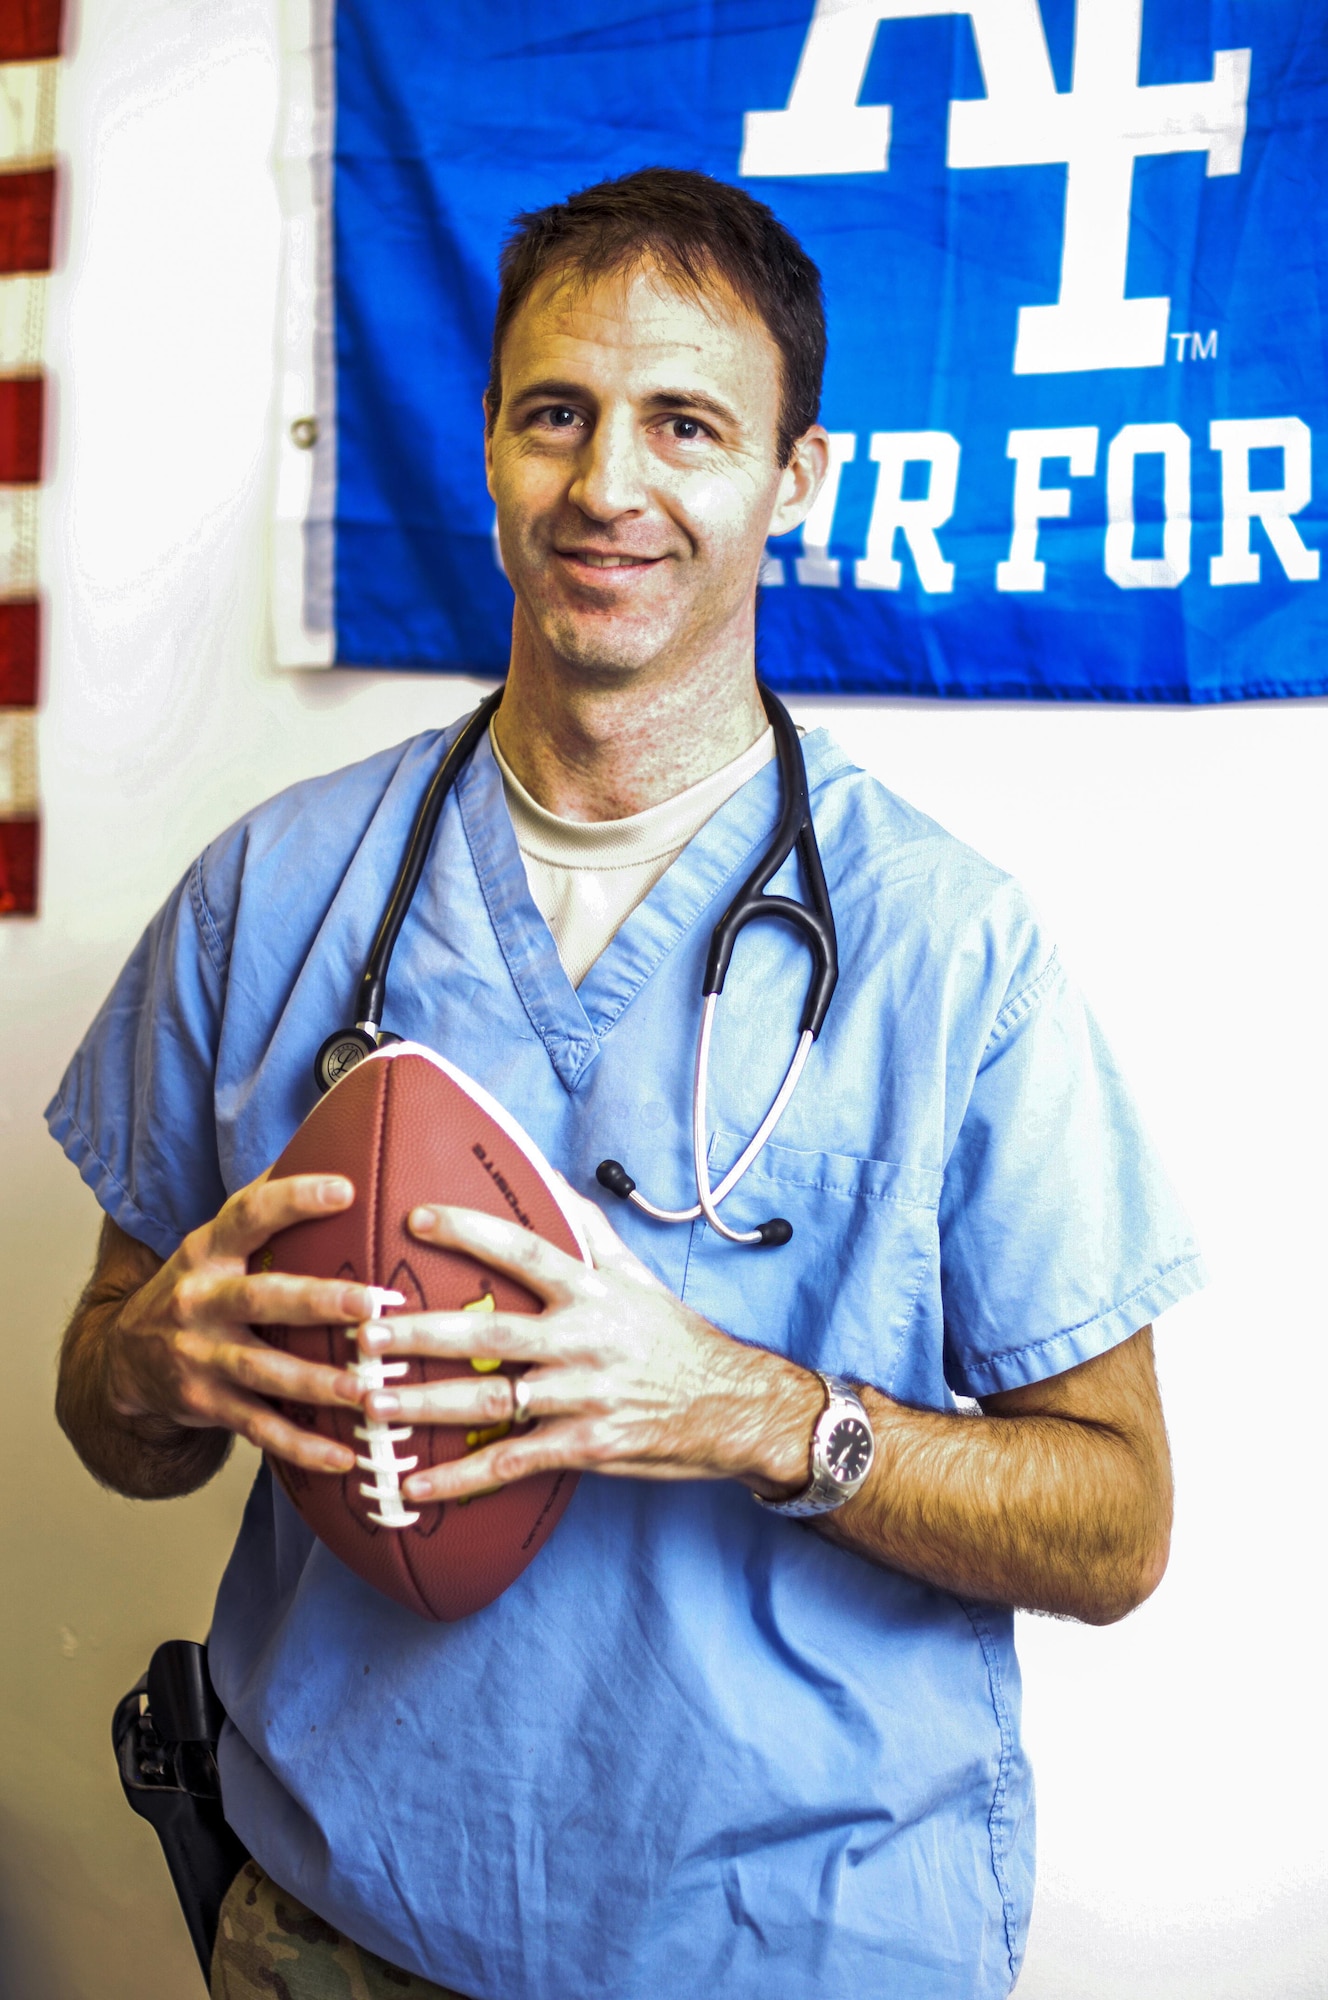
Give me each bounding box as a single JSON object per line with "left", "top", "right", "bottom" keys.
{"left": 251, "top": 1043, "right": 590, "bottom": 1620}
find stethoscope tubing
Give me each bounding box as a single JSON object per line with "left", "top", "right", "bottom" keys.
{"left": 620, "top": 1006, "right": 814, "bottom": 1243}
{"left": 318, "top": 680, "right": 838, "bottom": 1249}
{"left": 353, "top": 689, "right": 505, "bottom": 1037}
{"left": 702, "top": 692, "right": 838, "bottom": 1039}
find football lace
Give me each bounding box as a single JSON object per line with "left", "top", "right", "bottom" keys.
{"left": 349, "top": 1287, "right": 419, "bottom": 1528}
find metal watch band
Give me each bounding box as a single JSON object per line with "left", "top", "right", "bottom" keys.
{"left": 755, "top": 1371, "right": 876, "bottom": 1519}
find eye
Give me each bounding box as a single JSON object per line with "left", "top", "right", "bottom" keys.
{"left": 530, "top": 405, "right": 583, "bottom": 433}
{"left": 668, "top": 417, "right": 706, "bottom": 442}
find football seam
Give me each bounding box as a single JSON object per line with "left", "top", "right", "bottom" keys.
{"left": 369, "top": 1043, "right": 592, "bottom": 1267}
{"left": 377, "top": 1062, "right": 436, "bottom": 1621}
{"left": 337, "top": 1084, "right": 386, "bottom": 1538}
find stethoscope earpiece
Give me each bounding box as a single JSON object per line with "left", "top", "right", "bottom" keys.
{"left": 597, "top": 1159, "right": 793, "bottom": 1248}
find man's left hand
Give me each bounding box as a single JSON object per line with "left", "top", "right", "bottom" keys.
{"left": 357, "top": 1196, "right": 821, "bottom": 1505}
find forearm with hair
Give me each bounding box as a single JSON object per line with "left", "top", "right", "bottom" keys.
{"left": 55, "top": 1231, "right": 234, "bottom": 1502}
{"left": 820, "top": 1360, "right": 1172, "bottom": 1624}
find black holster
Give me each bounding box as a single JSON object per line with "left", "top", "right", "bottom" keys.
{"left": 112, "top": 1639, "right": 251, "bottom": 1986}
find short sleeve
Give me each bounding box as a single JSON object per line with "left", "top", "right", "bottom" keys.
{"left": 939, "top": 947, "right": 1206, "bottom": 1399}
{"left": 45, "top": 856, "right": 230, "bottom": 1261}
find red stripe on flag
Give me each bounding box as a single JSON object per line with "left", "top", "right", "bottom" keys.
{"left": 0, "top": 816, "right": 38, "bottom": 915}
{"left": 0, "top": 377, "right": 43, "bottom": 483}
{"left": 0, "top": 0, "right": 62, "bottom": 61}
{"left": 0, "top": 171, "right": 55, "bottom": 275}
{"left": 0, "top": 597, "right": 38, "bottom": 703}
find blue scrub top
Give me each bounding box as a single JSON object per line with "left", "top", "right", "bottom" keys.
{"left": 48, "top": 720, "right": 1204, "bottom": 2000}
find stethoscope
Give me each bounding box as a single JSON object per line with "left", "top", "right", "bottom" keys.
{"left": 314, "top": 683, "right": 838, "bottom": 1249}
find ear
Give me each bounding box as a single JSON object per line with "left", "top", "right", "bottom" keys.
{"left": 767, "top": 425, "right": 831, "bottom": 540}
{"left": 483, "top": 393, "right": 497, "bottom": 501}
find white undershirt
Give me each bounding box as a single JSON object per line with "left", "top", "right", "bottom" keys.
{"left": 491, "top": 723, "right": 776, "bottom": 988}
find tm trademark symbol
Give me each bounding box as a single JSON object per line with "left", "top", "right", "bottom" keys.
{"left": 1171, "top": 330, "right": 1218, "bottom": 361}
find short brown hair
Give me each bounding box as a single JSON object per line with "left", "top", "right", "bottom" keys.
{"left": 485, "top": 167, "right": 826, "bottom": 465}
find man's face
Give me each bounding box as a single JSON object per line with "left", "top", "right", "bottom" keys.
{"left": 486, "top": 262, "right": 822, "bottom": 684}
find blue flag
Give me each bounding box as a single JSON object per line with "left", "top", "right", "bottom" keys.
{"left": 272, "top": 0, "right": 1328, "bottom": 701}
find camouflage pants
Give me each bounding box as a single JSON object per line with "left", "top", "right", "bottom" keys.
{"left": 210, "top": 1859, "right": 473, "bottom": 2000}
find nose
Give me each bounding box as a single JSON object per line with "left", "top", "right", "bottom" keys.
{"left": 567, "top": 405, "right": 648, "bottom": 524}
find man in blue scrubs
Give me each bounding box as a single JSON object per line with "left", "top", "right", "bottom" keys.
{"left": 50, "top": 170, "right": 1203, "bottom": 2000}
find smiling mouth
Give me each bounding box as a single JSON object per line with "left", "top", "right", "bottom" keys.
{"left": 560, "top": 550, "right": 662, "bottom": 569}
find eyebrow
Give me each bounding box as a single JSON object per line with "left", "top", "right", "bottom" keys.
{"left": 507, "top": 379, "right": 589, "bottom": 409}
{"left": 507, "top": 379, "right": 742, "bottom": 430}
{"left": 639, "top": 388, "right": 741, "bottom": 430}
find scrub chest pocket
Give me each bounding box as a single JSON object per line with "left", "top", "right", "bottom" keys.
{"left": 680, "top": 1136, "right": 944, "bottom": 1403}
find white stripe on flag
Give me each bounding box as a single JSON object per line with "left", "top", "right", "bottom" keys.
{"left": 0, "top": 488, "right": 39, "bottom": 594}
{"left": 0, "top": 709, "right": 38, "bottom": 815}
{"left": 271, "top": 0, "right": 336, "bottom": 669}
{"left": 0, "top": 61, "right": 57, "bottom": 167}
{"left": 0, "top": 277, "right": 47, "bottom": 372}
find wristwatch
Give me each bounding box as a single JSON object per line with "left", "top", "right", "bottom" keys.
{"left": 756, "top": 1373, "right": 876, "bottom": 1518}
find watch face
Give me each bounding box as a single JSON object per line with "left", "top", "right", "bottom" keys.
{"left": 825, "top": 1415, "right": 873, "bottom": 1485}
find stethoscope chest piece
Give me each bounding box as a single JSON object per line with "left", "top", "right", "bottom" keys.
{"left": 314, "top": 1027, "right": 398, "bottom": 1095}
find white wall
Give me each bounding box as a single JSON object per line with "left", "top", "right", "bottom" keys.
{"left": 1, "top": 3, "right": 1323, "bottom": 1994}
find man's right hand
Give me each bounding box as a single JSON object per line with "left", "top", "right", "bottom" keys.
{"left": 56, "top": 1174, "right": 376, "bottom": 1499}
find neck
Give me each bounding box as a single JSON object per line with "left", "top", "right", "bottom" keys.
{"left": 491, "top": 619, "right": 768, "bottom": 822}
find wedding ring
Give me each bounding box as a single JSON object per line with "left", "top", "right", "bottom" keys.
{"left": 511, "top": 1373, "right": 535, "bottom": 1424}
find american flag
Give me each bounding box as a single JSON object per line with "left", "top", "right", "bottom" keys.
{"left": 0, "top": 0, "right": 59, "bottom": 917}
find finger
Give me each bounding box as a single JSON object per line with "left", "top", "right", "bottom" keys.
{"left": 364, "top": 1370, "right": 523, "bottom": 1426}
{"left": 175, "top": 1328, "right": 364, "bottom": 1408}
{"left": 208, "top": 1332, "right": 363, "bottom": 1409}
{"left": 208, "top": 1385, "right": 357, "bottom": 1472}
{"left": 189, "top": 1269, "right": 379, "bottom": 1330}
{"left": 369, "top": 1366, "right": 599, "bottom": 1430}
{"left": 357, "top": 1309, "right": 554, "bottom": 1363}
{"left": 407, "top": 1205, "right": 589, "bottom": 1305}
{"left": 209, "top": 1173, "right": 356, "bottom": 1260}
{"left": 402, "top": 1419, "right": 583, "bottom": 1503}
